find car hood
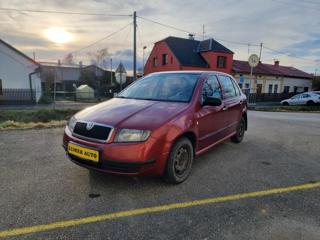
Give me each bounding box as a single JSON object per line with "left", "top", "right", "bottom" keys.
{"left": 75, "top": 98, "right": 189, "bottom": 130}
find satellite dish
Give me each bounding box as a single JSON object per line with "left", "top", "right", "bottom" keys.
{"left": 248, "top": 54, "right": 259, "bottom": 68}
{"left": 115, "top": 62, "right": 127, "bottom": 85}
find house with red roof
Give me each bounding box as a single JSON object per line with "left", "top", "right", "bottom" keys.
{"left": 144, "top": 36, "right": 234, "bottom": 75}
{"left": 233, "top": 60, "right": 313, "bottom": 94}
{"left": 144, "top": 36, "right": 313, "bottom": 94}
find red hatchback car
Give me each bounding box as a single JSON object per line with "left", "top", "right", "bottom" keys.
{"left": 63, "top": 71, "right": 247, "bottom": 183}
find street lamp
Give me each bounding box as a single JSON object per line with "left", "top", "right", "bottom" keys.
{"left": 142, "top": 46, "right": 147, "bottom": 75}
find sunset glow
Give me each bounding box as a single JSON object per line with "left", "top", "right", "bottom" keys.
{"left": 44, "top": 27, "right": 73, "bottom": 44}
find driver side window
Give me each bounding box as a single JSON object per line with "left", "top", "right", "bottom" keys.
{"left": 201, "top": 75, "right": 222, "bottom": 103}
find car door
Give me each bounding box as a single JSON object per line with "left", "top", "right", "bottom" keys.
{"left": 218, "top": 75, "right": 242, "bottom": 136}
{"left": 196, "top": 74, "right": 227, "bottom": 150}
{"left": 289, "top": 94, "right": 301, "bottom": 105}
{"left": 300, "top": 93, "right": 310, "bottom": 105}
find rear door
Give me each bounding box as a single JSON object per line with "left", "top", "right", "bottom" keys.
{"left": 218, "top": 75, "right": 243, "bottom": 136}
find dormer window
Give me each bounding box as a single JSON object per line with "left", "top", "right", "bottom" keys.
{"left": 217, "top": 56, "right": 227, "bottom": 68}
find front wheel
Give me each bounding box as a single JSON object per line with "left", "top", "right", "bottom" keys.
{"left": 282, "top": 102, "right": 289, "bottom": 106}
{"left": 231, "top": 117, "right": 245, "bottom": 143}
{"left": 164, "top": 137, "right": 194, "bottom": 184}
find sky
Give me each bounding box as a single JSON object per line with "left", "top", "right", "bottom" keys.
{"left": 0, "top": 0, "right": 319, "bottom": 74}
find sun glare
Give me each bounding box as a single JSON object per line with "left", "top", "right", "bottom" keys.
{"left": 44, "top": 27, "right": 73, "bottom": 44}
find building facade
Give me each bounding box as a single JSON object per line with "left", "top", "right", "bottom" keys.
{"left": 144, "top": 36, "right": 313, "bottom": 94}
{"left": 0, "top": 39, "right": 42, "bottom": 102}
{"left": 144, "top": 36, "right": 234, "bottom": 75}
{"left": 232, "top": 60, "right": 313, "bottom": 93}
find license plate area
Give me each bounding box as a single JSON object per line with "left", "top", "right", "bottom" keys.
{"left": 67, "top": 142, "right": 99, "bottom": 163}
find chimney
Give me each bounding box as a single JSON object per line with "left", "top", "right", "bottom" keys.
{"left": 188, "top": 33, "right": 195, "bottom": 40}
{"left": 79, "top": 61, "right": 83, "bottom": 68}
{"left": 274, "top": 60, "right": 280, "bottom": 66}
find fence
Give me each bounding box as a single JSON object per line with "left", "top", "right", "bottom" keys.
{"left": 0, "top": 88, "right": 305, "bottom": 105}
{"left": 0, "top": 89, "right": 35, "bottom": 105}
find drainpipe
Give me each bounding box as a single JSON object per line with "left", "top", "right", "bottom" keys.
{"left": 29, "top": 66, "right": 41, "bottom": 103}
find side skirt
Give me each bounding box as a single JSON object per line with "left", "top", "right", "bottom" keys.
{"left": 195, "top": 131, "right": 236, "bottom": 156}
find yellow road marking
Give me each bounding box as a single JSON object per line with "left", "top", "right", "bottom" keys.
{"left": 0, "top": 182, "right": 319, "bottom": 238}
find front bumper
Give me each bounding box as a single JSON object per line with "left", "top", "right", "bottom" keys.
{"left": 63, "top": 127, "right": 171, "bottom": 176}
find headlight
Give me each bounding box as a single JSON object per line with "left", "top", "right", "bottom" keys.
{"left": 115, "top": 129, "right": 151, "bottom": 142}
{"left": 67, "top": 116, "right": 77, "bottom": 132}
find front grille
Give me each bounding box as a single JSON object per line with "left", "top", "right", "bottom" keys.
{"left": 73, "top": 121, "right": 112, "bottom": 142}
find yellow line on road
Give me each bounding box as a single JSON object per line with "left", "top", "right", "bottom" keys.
{"left": 1, "top": 182, "right": 319, "bottom": 238}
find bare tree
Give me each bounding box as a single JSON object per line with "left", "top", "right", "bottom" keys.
{"left": 87, "top": 48, "right": 109, "bottom": 68}
{"left": 62, "top": 53, "right": 74, "bottom": 65}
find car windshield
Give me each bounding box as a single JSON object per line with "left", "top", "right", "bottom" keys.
{"left": 117, "top": 73, "right": 200, "bottom": 102}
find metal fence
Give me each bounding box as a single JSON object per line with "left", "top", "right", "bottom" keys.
{"left": 0, "top": 89, "right": 35, "bottom": 105}
{"left": 0, "top": 88, "right": 305, "bottom": 105}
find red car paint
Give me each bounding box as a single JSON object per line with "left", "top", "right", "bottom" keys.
{"left": 63, "top": 71, "right": 247, "bottom": 177}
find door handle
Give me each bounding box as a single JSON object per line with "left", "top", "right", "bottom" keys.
{"left": 239, "top": 100, "right": 243, "bottom": 104}
{"left": 222, "top": 106, "right": 228, "bottom": 111}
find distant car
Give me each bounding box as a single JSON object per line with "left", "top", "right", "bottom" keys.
{"left": 281, "top": 92, "right": 320, "bottom": 106}
{"left": 63, "top": 71, "right": 247, "bottom": 183}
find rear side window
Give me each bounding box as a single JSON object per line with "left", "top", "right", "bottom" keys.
{"left": 218, "top": 75, "right": 237, "bottom": 99}
{"left": 231, "top": 78, "right": 241, "bottom": 96}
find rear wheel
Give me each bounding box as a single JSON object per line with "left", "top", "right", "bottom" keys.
{"left": 164, "top": 137, "right": 194, "bottom": 184}
{"left": 231, "top": 117, "right": 245, "bottom": 143}
{"left": 307, "top": 100, "right": 315, "bottom": 106}
{"left": 282, "top": 102, "right": 289, "bottom": 106}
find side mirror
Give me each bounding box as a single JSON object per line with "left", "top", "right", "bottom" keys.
{"left": 203, "top": 96, "right": 222, "bottom": 106}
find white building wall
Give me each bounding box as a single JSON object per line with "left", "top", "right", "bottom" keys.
{"left": 0, "top": 41, "right": 42, "bottom": 101}
{"left": 283, "top": 77, "right": 312, "bottom": 93}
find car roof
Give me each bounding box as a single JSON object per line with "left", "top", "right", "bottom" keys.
{"left": 147, "top": 70, "right": 235, "bottom": 79}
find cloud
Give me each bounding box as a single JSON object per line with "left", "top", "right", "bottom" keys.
{"left": 0, "top": 0, "right": 318, "bottom": 73}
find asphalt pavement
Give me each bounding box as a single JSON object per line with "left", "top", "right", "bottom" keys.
{"left": 0, "top": 110, "right": 319, "bottom": 240}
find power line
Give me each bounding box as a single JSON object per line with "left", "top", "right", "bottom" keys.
{"left": 263, "top": 46, "right": 319, "bottom": 63}
{"left": 272, "top": 0, "right": 320, "bottom": 11}
{"left": 70, "top": 22, "right": 132, "bottom": 54}
{"left": 138, "top": 15, "right": 318, "bottom": 64}
{"left": 138, "top": 16, "right": 195, "bottom": 35}
{"left": 0, "top": 7, "right": 132, "bottom": 16}
{"left": 138, "top": 15, "right": 260, "bottom": 46}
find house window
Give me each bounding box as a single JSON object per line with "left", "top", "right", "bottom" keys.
{"left": 162, "top": 54, "right": 168, "bottom": 65}
{"left": 217, "top": 56, "right": 227, "bottom": 68}
{"left": 153, "top": 57, "right": 158, "bottom": 67}
{"left": 283, "top": 86, "right": 290, "bottom": 93}
{"left": 274, "top": 84, "right": 278, "bottom": 93}
{"left": 304, "top": 87, "right": 308, "bottom": 92}
{"left": 294, "top": 86, "right": 298, "bottom": 94}
{"left": 268, "top": 84, "right": 273, "bottom": 94}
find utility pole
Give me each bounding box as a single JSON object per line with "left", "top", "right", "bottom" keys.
{"left": 202, "top": 24, "right": 205, "bottom": 40}
{"left": 142, "top": 46, "right": 147, "bottom": 75}
{"left": 133, "top": 11, "right": 137, "bottom": 81}
{"left": 110, "top": 58, "right": 113, "bottom": 85}
{"left": 259, "top": 42, "right": 263, "bottom": 60}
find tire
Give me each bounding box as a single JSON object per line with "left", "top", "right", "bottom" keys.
{"left": 231, "top": 117, "right": 245, "bottom": 143}
{"left": 164, "top": 137, "right": 194, "bottom": 184}
{"left": 307, "top": 100, "right": 315, "bottom": 106}
{"left": 282, "top": 102, "right": 289, "bottom": 106}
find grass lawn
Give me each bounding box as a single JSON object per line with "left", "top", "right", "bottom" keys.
{"left": 255, "top": 105, "right": 320, "bottom": 112}
{"left": 0, "top": 109, "right": 79, "bottom": 130}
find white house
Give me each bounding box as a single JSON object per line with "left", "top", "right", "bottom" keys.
{"left": 232, "top": 60, "right": 313, "bottom": 94}
{"left": 0, "top": 39, "right": 42, "bottom": 102}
